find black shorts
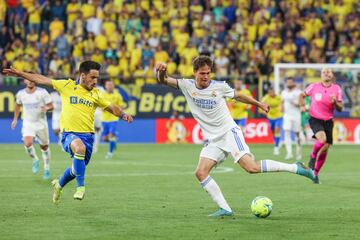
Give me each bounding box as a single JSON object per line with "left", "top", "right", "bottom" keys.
{"left": 309, "top": 117, "right": 334, "bottom": 144}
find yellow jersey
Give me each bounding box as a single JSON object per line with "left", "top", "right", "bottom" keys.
{"left": 261, "top": 94, "right": 282, "bottom": 119}
{"left": 101, "top": 90, "right": 124, "bottom": 122}
{"left": 52, "top": 79, "right": 110, "bottom": 133}
{"left": 229, "top": 89, "right": 252, "bottom": 119}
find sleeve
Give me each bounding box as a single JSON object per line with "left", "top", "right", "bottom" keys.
{"left": 95, "top": 90, "right": 111, "bottom": 110}
{"left": 222, "top": 82, "right": 235, "bottom": 98}
{"left": 42, "top": 89, "right": 53, "bottom": 104}
{"left": 304, "top": 83, "right": 314, "bottom": 96}
{"left": 15, "top": 91, "right": 22, "bottom": 105}
{"left": 336, "top": 85, "right": 343, "bottom": 102}
{"left": 117, "top": 93, "right": 125, "bottom": 107}
{"left": 51, "top": 79, "right": 71, "bottom": 93}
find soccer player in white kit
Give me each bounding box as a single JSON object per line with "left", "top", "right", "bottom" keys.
{"left": 11, "top": 79, "right": 53, "bottom": 179}
{"left": 281, "top": 77, "right": 302, "bottom": 160}
{"left": 155, "top": 56, "right": 315, "bottom": 217}
{"left": 50, "top": 91, "right": 62, "bottom": 144}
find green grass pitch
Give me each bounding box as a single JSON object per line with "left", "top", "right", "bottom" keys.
{"left": 0, "top": 144, "right": 359, "bottom": 240}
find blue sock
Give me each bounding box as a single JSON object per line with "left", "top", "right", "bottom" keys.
{"left": 73, "top": 153, "right": 86, "bottom": 187}
{"left": 275, "top": 137, "right": 280, "bottom": 147}
{"left": 59, "top": 167, "right": 75, "bottom": 188}
{"left": 109, "top": 136, "right": 117, "bottom": 153}
{"left": 109, "top": 140, "right": 116, "bottom": 153}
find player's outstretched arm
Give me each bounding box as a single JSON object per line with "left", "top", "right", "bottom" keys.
{"left": 155, "top": 62, "right": 178, "bottom": 89}
{"left": 2, "top": 68, "right": 53, "bottom": 87}
{"left": 104, "top": 104, "right": 133, "bottom": 123}
{"left": 234, "top": 91, "right": 269, "bottom": 114}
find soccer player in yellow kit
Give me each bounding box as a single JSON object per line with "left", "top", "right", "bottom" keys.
{"left": 101, "top": 80, "right": 125, "bottom": 159}
{"left": 228, "top": 79, "right": 252, "bottom": 133}
{"left": 3, "top": 61, "right": 133, "bottom": 203}
{"left": 261, "top": 87, "right": 283, "bottom": 155}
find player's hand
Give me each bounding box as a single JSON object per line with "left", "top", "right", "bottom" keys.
{"left": 155, "top": 62, "right": 168, "bottom": 84}
{"left": 11, "top": 119, "right": 17, "bottom": 129}
{"left": 259, "top": 102, "right": 270, "bottom": 114}
{"left": 2, "top": 67, "right": 21, "bottom": 77}
{"left": 41, "top": 106, "right": 48, "bottom": 112}
{"left": 300, "top": 105, "right": 307, "bottom": 112}
{"left": 122, "top": 113, "right": 133, "bottom": 123}
{"left": 330, "top": 95, "right": 336, "bottom": 104}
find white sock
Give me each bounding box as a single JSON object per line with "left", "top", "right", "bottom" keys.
{"left": 58, "top": 132, "right": 62, "bottom": 145}
{"left": 25, "top": 145, "right": 39, "bottom": 162}
{"left": 284, "top": 130, "right": 292, "bottom": 155}
{"left": 201, "top": 176, "right": 232, "bottom": 212}
{"left": 41, "top": 149, "right": 50, "bottom": 170}
{"left": 260, "top": 160, "right": 297, "bottom": 173}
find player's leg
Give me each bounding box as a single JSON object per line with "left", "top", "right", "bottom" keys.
{"left": 294, "top": 116, "right": 302, "bottom": 160}
{"left": 237, "top": 154, "right": 315, "bottom": 181}
{"left": 196, "top": 145, "right": 233, "bottom": 216}
{"left": 23, "top": 135, "right": 40, "bottom": 174}
{"left": 283, "top": 116, "right": 293, "bottom": 160}
{"left": 108, "top": 121, "right": 118, "bottom": 157}
{"left": 37, "top": 126, "right": 51, "bottom": 179}
{"left": 228, "top": 127, "right": 314, "bottom": 181}
{"left": 313, "top": 120, "right": 333, "bottom": 183}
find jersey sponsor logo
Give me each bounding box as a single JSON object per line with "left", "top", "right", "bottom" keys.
{"left": 69, "top": 96, "right": 93, "bottom": 107}
{"left": 192, "top": 97, "right": 217, "bottom": 109}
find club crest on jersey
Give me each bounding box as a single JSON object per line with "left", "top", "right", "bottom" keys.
{"left": 315, "top": 93, "right": 322, "bottom": 101}
{"left": 211, "top": 91, "right": 217, "bottom": 97}
{"left": 69, "top": 96, "right": 93, "bottom": 107}
{"left": 192, "top": 92, "right": 196, "bottom": 97}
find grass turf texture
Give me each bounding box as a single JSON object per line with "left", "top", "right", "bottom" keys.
{"left": 0, "top": 144, "right": 359, "bottom": 240}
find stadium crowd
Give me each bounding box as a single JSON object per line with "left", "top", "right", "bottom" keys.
{"left": 0, "top": 0, "right": 360, "bottom": 86}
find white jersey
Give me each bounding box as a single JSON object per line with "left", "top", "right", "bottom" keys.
{"left": 178, "top": 79, "right": 237, "bottom": 140}
{"left": 50, "top": 91, "right": 62, "bottom": 117}
{"left": 16, "top": 87, "right": 52, "bottom": 125}
{"left": 281, "top": 88, "right": 302, "bottom": 118}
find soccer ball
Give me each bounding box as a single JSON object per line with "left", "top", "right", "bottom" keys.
{"left": 251, "top": 196, "right": 273, "bottom": 218}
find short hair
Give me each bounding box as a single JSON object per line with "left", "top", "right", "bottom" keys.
{"left": 79, "top": 61, "right": 101, "bottom": 74}
{"left": 286, "top": 76, "right": 294, "bottom": 81}
{"left": 192, "top": 55, "right": 213, "bottom": 72}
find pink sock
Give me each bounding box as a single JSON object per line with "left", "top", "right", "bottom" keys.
{"left": 314, "top": 152, "right": 328, "bottom": 176}
{"left": 311, "top": 140, "right": 324, "bottom": 159}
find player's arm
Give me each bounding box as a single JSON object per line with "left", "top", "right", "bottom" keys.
{"left": 41, "top": 103, "right": 54, "bottom": 112}
{"left": 104, "top": 104, "right": 133, "bottom": 123}
{"left": 299, "top": 92, "right": 307, "bottom": 112}
{"left": 331, "top": 96, "right": 343, "bottom": 112}
{"left": 2, "top": 67, "right": 53, "bottom": 86}
{"left": 11, "top": 104, "right": 21, "bottom": 129}
{"left": 155, "top": 62, "right": 178, "bottom": 89}
{"left": 234, "top": 91, "right": 269, "bottom": 114}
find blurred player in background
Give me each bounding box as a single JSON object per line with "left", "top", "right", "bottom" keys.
{"left": 50, "top": 91, "right": 62, "bottom": 145}
{"left": 156, "top": 56, "right": 315, "bottom": 217}
{"left": 101, "top": 80, "right": 125, "bottom": 159}
{"left": 300, "top": 68, "right": 343, "bottom": 184}
{"left": 93, "top": 108, "right": 102, "bottom": 153}
{"left": 4, "top": 61, "right": 133, "bottom": 203}
{"left": 228, "top": 79, "right": 251, "bottom": 134}
{"left": 11, "top": 79, "right": 53, "bottom": 179}
{"left": 281, "top": 77, "right": 302, "bottom": 160}
{"left": 261, "top": 87, "right": 283, "bottom": 155}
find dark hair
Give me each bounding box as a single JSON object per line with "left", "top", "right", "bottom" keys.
{"left": 286, "top": 76, "right": 294, "bottom": 81}
{"left": 192, "top": 55, "right": 213, "bottom": 72}
{"left": 79, "top": 60, "right": 101, "bottom": 74}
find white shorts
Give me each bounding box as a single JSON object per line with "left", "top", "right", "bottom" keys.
{"left": 283, "top": 115, "right": 301, "bottom": 132}
{"left": 22, "top": 122, "right": 50, "bottom": 145}
{"left": 200, "top": 127, "right": 251, "bottom": 163}
{"left": 52, "top": 113, "right": 60, "bottom": 130}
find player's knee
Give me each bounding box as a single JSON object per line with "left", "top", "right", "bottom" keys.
{"left": 24, "top": 142, "right": 32, "bottom": 148}
{"left": 73, "top": 144, "right": 86, "bottom": 155}
{"left": 195, "top": 169, "right": 207, "bottom": 181}
{"left": 40, "top": 145, "right": 48, "bottom": 151}
{"left": 318, "top": 137, "right": 327, "bottom": 144}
